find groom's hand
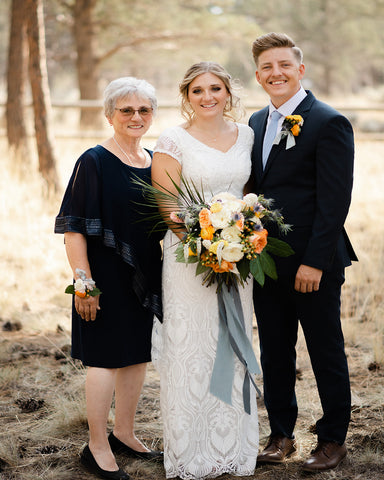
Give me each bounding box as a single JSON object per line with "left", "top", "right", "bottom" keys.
{"left": 294, "top": 265, "right": 323, "bottom": 293}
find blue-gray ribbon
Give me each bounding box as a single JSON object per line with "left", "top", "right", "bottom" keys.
{"left": 210, "top": 285, "right": 261, "bottom": 414}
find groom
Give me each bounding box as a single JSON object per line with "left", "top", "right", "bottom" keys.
{"left": 249, "top": 32, "right": 357, "bottom": 472}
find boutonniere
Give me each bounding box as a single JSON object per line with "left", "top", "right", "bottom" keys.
{"left": 273, "top": 115, "right": 304, "bottom": 150}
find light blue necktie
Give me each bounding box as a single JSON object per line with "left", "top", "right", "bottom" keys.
{"left": 262, "top": 110, "right": 282, "bottom": 169}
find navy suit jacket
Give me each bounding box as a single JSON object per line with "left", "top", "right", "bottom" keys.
{"left": 249, "top": 90, "right": 357, "bottom": 275}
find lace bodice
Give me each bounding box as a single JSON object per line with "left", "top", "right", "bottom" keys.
{"left": 154, "top": 123, "right": 253, "bottom": 199}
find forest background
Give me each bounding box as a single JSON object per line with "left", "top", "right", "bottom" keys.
{"left": 0, "top": 1, "right": 384, "bottom": 479}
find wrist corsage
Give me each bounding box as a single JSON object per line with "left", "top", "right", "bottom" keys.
{"left": 65, "top": 268, "right": 102, "bottom": 298}
{"left": 273, "top": 114, "right": 304, "bottom": 150}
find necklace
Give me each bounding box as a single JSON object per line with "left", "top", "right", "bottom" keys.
{"left": 112, "top": 135, "right": 149, "bottom": 167}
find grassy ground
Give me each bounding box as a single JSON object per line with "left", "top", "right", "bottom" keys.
{"left": 0, "top": 137, "right": 383, "bottom": 479}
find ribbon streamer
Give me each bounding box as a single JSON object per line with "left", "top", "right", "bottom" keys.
{"left": 210, "top": 285, "right": 261, "bottom": 414}
{"left": 273, "top": 131, "right": 296, "bottom": 149}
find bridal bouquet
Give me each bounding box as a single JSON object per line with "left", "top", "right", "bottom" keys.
{"left": 133, "top": 173, "right": 293, "bottom": 413}
{"left": 170, "top": 189, "right": 293, "bottom": 290}
{"left": 132, "top": 172, "right": 293, "bottom": 290}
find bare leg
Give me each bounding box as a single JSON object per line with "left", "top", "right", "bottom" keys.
{"left": 113, "top": 362, "right": 149, "bottom": 452}
{"left": 86, "top": 367, "right": 119, "bottom": 471}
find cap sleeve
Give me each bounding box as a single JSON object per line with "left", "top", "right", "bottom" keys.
{"left": 238, "top": 122, "right": 255, "bottom": 149}
{"left": 154, "top": 128, "right": 183, "bottom": 164}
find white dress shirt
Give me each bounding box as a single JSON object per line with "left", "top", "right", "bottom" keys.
{"left": 265, "top": 86, "right": 307, "bottom": 134}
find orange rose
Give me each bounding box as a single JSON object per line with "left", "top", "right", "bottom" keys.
{"left": 200, "top": 225, "right": 215, "bottom": 240}
{"left": 236, "top": 217, "right": 244, "bottom": 230}
{"left": 201, "top": 251, "right": 234, "bottom": 273}
{"left": 199, "top": 208, "right": 211, "bottom": 228}
{"left": 250, "top": 228, "right": 268, "bottom": 254}
{"left": 211, "top": 260, "right": 234, "bottom": 273}
{"left": 291, "top": 124, "right": 300, "bottom": 136}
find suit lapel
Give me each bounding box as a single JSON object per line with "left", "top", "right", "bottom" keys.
{"left": 253, "top": 109, "right": 268, "bottom": 182}
{"left": 261, "top": 91, "right": 316, "bottom": 180}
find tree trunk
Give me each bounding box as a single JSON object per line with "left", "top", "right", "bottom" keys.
{"left": 73, "top": 0, "right": 102, "bottom": 129}
{"left": 26, "top": 0, "right": 60, "bottom": 194}
{"left": 6, "top": 0, "right": 31, "bottom": 174}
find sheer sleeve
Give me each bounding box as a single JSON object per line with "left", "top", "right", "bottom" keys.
{"left": 54, "top": 148, "right": 102, "bottom": 235}
{"left": 154, "top": 128, "right": 183, "bottom": 164}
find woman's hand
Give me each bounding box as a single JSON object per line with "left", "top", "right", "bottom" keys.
{"left": 75, "top": 294, "right": 101, "bottom": 321}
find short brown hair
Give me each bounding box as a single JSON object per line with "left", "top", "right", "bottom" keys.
{"left": 179, "top": 61, "right": 243, "bottom": 124}
{"left": 252, "top": 32, "right": 303, "bottom": 66}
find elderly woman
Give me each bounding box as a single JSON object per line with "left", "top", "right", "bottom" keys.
{"left": 55, "top": 77, "right": 163, "bottom": 480}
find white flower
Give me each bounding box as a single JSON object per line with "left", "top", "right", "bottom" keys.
{"left": 202, "top": 239, "right": 212, "bottom": 249}
{"left": 74, "top": 278, "right": 86, "bottom": 293}
{"left": 243, "top": 193, "right": 259, "bottom": 208}
{"left": 223, "top": 200, "right": 243, "bottom": 214}
{"left": 221, "top": 225, "right": 242, "bottom": 243}
{"left": 210, "top": 192, "right": 237, "bottom": 203}
{"left": 210, "top": 209, "right": 232, "bottom": 229}
{"left": 249, "top": 216, "right": 263, "bottom": 227}
{"left": 221, "top": 243, "right": 244, "bottom": 262}
{"left": 85, "top": 279, "right": 96, "bottom": 291}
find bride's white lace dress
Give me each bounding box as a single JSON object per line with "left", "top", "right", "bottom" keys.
{"left": 152, "top": 123, "right": 259, "bottom": 480}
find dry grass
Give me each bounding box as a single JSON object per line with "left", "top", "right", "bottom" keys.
{"left": 0, "top": 135, "right": 384, "bottom": 479}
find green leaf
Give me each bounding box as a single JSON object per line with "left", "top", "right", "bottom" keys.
{"left": 89, "top": 288, "right": 102, "bottom": 296}
{"left": 237, "top": 257, "right": 250, "bottom": 281}
{"left": 250, "top": 257, "right": 265, "bottom": 286}
{"left": 259, "top": 250, "right": 278, "bottom": 280}
{"left": 175, "top": 243, "right": 198, "bottom": 263}
{"left": 196, "top": 262, "right": 210, "bottom": 276}
{"left": 175, "top": 243, "right": 185, "bottom": 262}
{"left": 267, "top": 237, "right": 295, "bottom": 257}
{"left": 65, "top": 285, "right": 75, "bottom": 294}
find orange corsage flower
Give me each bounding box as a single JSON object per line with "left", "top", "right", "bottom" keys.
{"left": 250, "top": 228, "right": 268, "bottom": 254}
{"left": 75, "top": 290, "right": 87, "bottom": 298}
{"left": 199, "top": 208, "right": 211, "bottom": 228}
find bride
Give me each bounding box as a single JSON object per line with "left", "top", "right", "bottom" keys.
{"left": 151, "top": 62, "right": 259, "bottom": 479}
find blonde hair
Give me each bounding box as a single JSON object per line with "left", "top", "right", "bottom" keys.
{"left": 252, "top": 32, "right": 303, "bottom": 67}
{"left": 179, "top": 62, "right": 243, "bottom": 124}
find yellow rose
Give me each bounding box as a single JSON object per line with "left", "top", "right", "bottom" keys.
{"left": 209, "top": 240, "right": 228, "bottom": 254}
{"left": 210, "top": 202, "right": 222, "bottom": 213}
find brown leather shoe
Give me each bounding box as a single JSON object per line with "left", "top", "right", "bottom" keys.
{"left": 302, "top": 441, "right": 347, "bottom": 472}
{"left": 257, "top": 435, "right": 297, "bottom": 464}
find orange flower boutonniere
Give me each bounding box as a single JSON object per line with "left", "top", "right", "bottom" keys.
{"left": 273, "top": 114, "right": 304, "bottom": 150}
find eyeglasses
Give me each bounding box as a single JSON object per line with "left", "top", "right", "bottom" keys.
{"left": 115, "top": 107, "right": 153, "bottom": 117}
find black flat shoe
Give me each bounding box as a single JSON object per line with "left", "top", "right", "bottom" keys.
{"left": 80, "top": 445, "right": 131, "bottom": 480}
{"left": 108, "top": 432, "right": 163, "bottom": 461}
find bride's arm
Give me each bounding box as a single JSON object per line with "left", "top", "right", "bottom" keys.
{"left": 151, "top": 152, "right": 186, "bottom": 241}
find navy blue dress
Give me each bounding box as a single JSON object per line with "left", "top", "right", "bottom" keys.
{"left": 55, "top": 145, "right": 163, "bottom": 368}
